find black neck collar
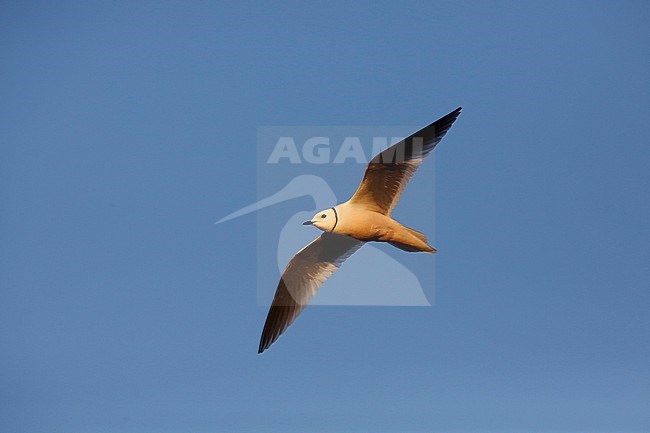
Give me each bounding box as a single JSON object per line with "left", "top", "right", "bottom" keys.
{"left": 330, "top": 207, "right": 338, "bottom": 233}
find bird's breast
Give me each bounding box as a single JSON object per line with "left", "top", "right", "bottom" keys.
{"left": 335, "top": 208, "right": 395, "bottom": 242}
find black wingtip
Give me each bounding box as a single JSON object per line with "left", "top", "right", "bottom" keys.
{"left": 258, "top": 339, "right": 268, "bottom": 354}
{"left": 258, "top": 332, "right": 269, "bottom": 354}
{"left": 369, "top": 105, "right": 463, "bottom": 164}
{"left": 435, "top": 106, "right": 463, "bottom": 131}
{"left": 442, "top": 106, "right": 462, "bottom": 120}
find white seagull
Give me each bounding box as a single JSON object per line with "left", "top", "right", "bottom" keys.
{"left": 259, "top": 107, "right": 462, "bottom": 353}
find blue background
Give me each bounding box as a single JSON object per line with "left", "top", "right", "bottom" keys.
{"left": 2, "top": 1, "right": 649, "bottom": 432}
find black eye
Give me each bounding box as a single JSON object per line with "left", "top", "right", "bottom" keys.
{"left": 321, "top": 214, "right": 327, "bottom": 218}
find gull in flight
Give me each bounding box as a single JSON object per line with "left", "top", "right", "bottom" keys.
{"left": 258, "top": 107, "right": 462, "bottom": 353}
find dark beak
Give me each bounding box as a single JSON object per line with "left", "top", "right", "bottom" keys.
{"left": 302, "top": 220, "right": 313, "bottom": 225}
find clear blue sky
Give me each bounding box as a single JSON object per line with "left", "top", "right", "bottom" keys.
{"left": 2, "top": 1, "right": 649, "bottom": 432}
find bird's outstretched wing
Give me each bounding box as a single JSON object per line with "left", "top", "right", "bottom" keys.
{"left": 348, "top": 107, "right": 462, "bottom": 215}
{"left": 258, "top": 233, "right": 364, "bottom": 353}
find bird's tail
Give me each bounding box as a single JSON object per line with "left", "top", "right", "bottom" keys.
{"left": 389, "top": 225, "right": 436, "bottom": 253}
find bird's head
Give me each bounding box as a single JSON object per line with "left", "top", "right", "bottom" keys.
{"left": 303, "top": 207, "right": 338, "bottom": 232}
